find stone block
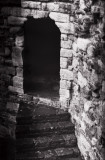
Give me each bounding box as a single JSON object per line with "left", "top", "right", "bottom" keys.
{"left": 8, "top": 86, "right": 24, "bottom": 94}
{"left": 61, "top": 34, "right": 68, "bottom": 41}
{"left": 78, "top": 72, "right": 87, "bottom": 88}
{"left": 60, "top": 48, "right": 73, "bottom": 58}
{"left": 102, "top": 81, "right": 105, "bottom": 93}
{"left": 60, "top": 89, "right": 70, "bottom": 99}
{"left": 0, "top": 74, "right": 11, "bottom": 83}
{"left": 13, "top": 76, "right": 23, "bottom": 88}
{"left": 29, "top": 2, "right": 41, "bottom": 9}
{"left": 46, "top": 3, "right": 59, "bottom": 11}
{"left": 55, "top": 22, "right": 75, "bottom": 34}
{"left": 21, "top": 8, "right": 31, "bottom": 17}
{"left": 0, "top": 66, "right": 15, "bottom": 75}
{"left": 60, "top": 57, "right": 68, "bottom": 69}
{"left": 10, "top": 27, "right": 21, "bottom": 34}
{"left": 59, "top": 3, "right": 72, "bottom": 13}
{"left": 8, "top": 16, "right": 27, "bottom": 25}
{"left": 60, "top": 80, "right": 71, "bottom": 89}
{"left": 22, "top": 1, "right": 41, "bottom": 9}
{"left": 49, "top": 12, "right": 70, "bottom": 23}
{"left": 12, "top": 47, "right": 23, "bottom": 66}
{"left": 61, "top": 40, "right": 72, "bottom": 49}
{"left": 15, "top": 36, "right": 24, "bottom": 47}
{"left": 60, "top": 69, "right": 73, "bottom": 80}
{"left": 6, "top": 102, "right": 19, "bottom": 113}
{"left": 72, "top": 42, "right": 78, "bottom": 52}
{"left": 87, "top": 45, "right": 95, "bottom": 58}
{"left": 16, "top": 67, "right": 23, "bottom": 77}
{"left": 60, "top": 97, "right": 70, "bottom": 109}
{"left": 32, "top": 10, "right": 49, "bottom": 18}
{"left": 77, "top": 38, "right": 91, "bottom": 51}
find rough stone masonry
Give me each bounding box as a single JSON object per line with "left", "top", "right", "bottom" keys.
{"left": 0, "top": 0, "right": 105, "bottom": 160}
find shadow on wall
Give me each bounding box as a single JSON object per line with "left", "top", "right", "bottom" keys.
{"left": 0, "top": 0, "right": 21, "bottom": 6}
{"left": 0, "top": 137, "right": 15, "bottom": 160}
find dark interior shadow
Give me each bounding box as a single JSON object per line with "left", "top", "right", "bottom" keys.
{"left": 22, "top": 17, "right": 61, "bottom": 99}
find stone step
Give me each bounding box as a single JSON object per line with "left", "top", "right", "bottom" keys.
{"left": 16, "top": 121, "right": 75, "bottom": 138}
{"left": 16, "top": 147, "right": 80, "bottom": 160}
{"left": 17, "top": 113, "right": 70, "bottom": 125}
{"left": 17, "top": 103, "right": 70, "bottom": 124}
{"left": 16, "top": 134, "right": 77, "bottom": 152}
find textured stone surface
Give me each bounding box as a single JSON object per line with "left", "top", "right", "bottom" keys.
{"left": 0, "top": 1, "right": 105, "bottom": 160}
{"left": 12, "top": 47, "right": 23, "bottom": 66}
{"left": 49, "top": 12, "right": 70, "bottom": 23}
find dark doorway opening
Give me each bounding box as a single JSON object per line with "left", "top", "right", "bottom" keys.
{"left": 23, "top": 17, "right": 61, "bottom": 99}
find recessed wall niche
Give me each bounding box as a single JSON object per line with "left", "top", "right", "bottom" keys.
{"left": 23, "top": 17, "right": 61, "bottom": 99}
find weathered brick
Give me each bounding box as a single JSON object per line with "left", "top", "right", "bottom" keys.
{"left": 59, "top": 2, "right": 72, "bottom": 13}
{"left": 10, "top": 8, "right": 31, "bottom": 17}
{"left": 16, "top": 67, "right": 23, "bottom": 77}
{"left": 15, "top": 36, "right": 24, "bottom": 47}
{"left": 77, "top": 38, "right": 91, "bottom": 51}
{"left": 31, "top": 10, "right": 49, "bottom": 18}
{"left": 46, "top": 3, "right": 59, "bottom": 11}
{"left": 56, "top": 22, "right": 75, "bottom": 34}
{"left": 10, "top": 27, "right": 21, "bottom": 34}
{"left": 8, "top": 16, "right": 27, "bottom": 25}
{"left": 61, "top": 40, "right": 72, "bottom": 49}
{"left": 8, "top": 86, "right": 24, "bottom": 94}
{"left": 60, "top": 57, "right": 68, "bottom": 69}
{"left": 60, "top": 69, "right": 73, "bottom": 80}
{"left": 6, "top": 102, "right": 19, "bottom": 113}
{"left": 12, "top": 47, "right": 23, "bottom": 66}
{"left": 60, "top": 80, "right": 71, "bottom": 89}
{"left": 60, "top": 48, "right": 73, "bottom": 58}
{"left": 0, "top": 66, "right": 15, "bottom": 75}
{"left": 49, "top": 12, "right": 70, "bottom": 23}
{"left": 78, "top": 72, "right": 87, "bottom": 88}
{"left": 61, "top": 34, "right": 68, "bottom": 41}
{"left": 13, "top": 76, "right": 23, "bottom": 88}
{"left": 22, "top": 1, "right": 41, "bottom": 9}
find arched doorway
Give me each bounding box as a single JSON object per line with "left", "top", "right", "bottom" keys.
{"left": 23, "top": 17, "right": 61, "bottom": 99}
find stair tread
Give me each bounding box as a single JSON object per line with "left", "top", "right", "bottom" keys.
{"left": 16, "top": 134, "right": 77, "bottom": 151}
{"left": 18, "top": 103, "right": 69, "bottom": 117}
{"left": 16, "top": 147, "right": 80, "bottom": 159}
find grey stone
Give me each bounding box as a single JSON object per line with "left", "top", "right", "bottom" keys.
{"left": 60, "top": 69, "right": 73, "bottom": 80}
{"left": 8, "top": 16, "right": 27, "bottom": 25}
{"left": 49, "top": 12, "right": 70, "bottom": 23}
{"left": 12, "top": 47, "right": 23, "bottom": 66}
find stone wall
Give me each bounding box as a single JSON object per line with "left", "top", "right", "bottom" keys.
{"left": 0, "top": 0, "right": 105, "bottom": 160}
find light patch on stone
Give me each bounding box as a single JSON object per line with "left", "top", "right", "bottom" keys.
{"left": 60, "top": 69, "right": 73, "bottom": 80}
{"left": 55, "top": 22, "right": 75, "bottom": 34}
{"left": 78, "top": 133, "right": 92, "bottom": 157}
{"left": 84, "top": 101, "right": 92, "bottom": 112}
{"left": 79, "top": 0, "right": 87, "bottom": 10}
{"left": 60, "top": 89, "right": 70, "bottom": 98}
{"left": 60, "top": 57, "right": 68, "bottom": 69}
{"left": 77, "top": 38, "right": 91, "bottom": 51}
{"left": 49, "top": 12, "right": 69, "bottom": 23}
{"left": 78, "top": 72, "right": 87, "bottom": 88}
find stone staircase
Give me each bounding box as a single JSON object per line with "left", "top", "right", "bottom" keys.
{"left": 16, "top": 102, "right": 82, "bottom": 160}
